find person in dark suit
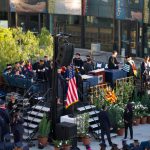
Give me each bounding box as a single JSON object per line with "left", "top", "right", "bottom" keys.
{"left": 0, "top": 116, "right": 4, "bottom": 142}
{"left": 11, "top": 111, "right": 24, "bottom": 143}
{"left": 123, "top": 102, "right": 133, "bottom": 139}
{"left": 98, "top": 105, "right": 112, "bottom": 146}
{"left": 36, "top": 59, "right": 47, "bottom": 81}
{"left": 108, "top": 51, "right": 119, "bottom": 69}
{"left": 3, "top": 133, "right": 14, "bottom": 150}
{"left": 140, "top": 140, "right": 150, "bottom": 150}
{"left": 141, "top": 56, "right": 150, "bottom": 85}
{"left": 83, "top": 58, "right": 94, "bottom": 74}
{"left": 73, "top": 53, "right": 83, "bottom": 70}
{"left": 0, "top": 99, "right": 10, "bottom": 141}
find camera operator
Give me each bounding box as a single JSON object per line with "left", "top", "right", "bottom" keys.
{"left": 11, "top": 110, "right": 24, "bottom": 143}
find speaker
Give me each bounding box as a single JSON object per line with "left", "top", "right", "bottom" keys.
{"left": 56, "top": 122, "right": 77, "bottom": 140}
{"left": 56, "top": 43, "right": 74, "bottom": 67}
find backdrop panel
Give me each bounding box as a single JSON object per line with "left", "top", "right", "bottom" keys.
{"left": 10, "top": 0, "right": 47, "bottom": 12}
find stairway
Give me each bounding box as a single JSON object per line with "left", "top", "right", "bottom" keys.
{"left": 23, "top": 105, "right": 50, "bottom": 140}
{"left": 77, "top": 104, "right": 117, "bottom": 140}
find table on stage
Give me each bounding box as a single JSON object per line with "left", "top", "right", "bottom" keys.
{"left": 105, "top": 69, "right": 127, "bottom": 84}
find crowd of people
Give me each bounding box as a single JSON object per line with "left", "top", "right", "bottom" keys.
{"left": 96, "top": 103, "right": 150, "bottom": 150}
{"left": 98, "top": 139, "right": 150, "bottom": 150}
{"left": 4, "top": 56, "right": 52, "bottom": 82}
{"left": 0, "top": 98, "right": 28, "bottom": 150}
{"left": 108, "top": 51, "right": 150, "bottom": 85}
{"left": 1, "top": 51, "right": 150, "bottom": 150}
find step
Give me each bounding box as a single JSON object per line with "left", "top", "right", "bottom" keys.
{"left": 77, "top": 105, "right": 96, "bottom": 112}
{"left": 94, "top": 130, "right": 101, "bottom": 135}
{"left": 32, "top": 105, "right": 50, "bottom": 112}
{"left": 24, "top": 116, "right": 41, "bottom": 123}
{"left": 90, "top": 123, "right": 100, "bottom": 129}
{"left": 23, "top": 135, "right": 29, "bottom": 140}
{"left": 23, "top": 122, "right": 38, "bottom": 128}
{"left": 24, "top": 129, "right": 34, "bottom": 134}
{"left": 27, "top": 111, "right": 44, "bottom": 118}
{"left": 88, "top": 117, "right": 99, "bottom": 123}
{"left": 88, "top": 110, "right": 99, "bottom": 116}
{"left": 18, "top": 102, "right": 30, "bottom": 106}
{"left": 34, "top": 97, "right": 45, "bottom": 100}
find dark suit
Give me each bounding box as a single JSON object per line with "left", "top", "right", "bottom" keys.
{"left": 73, "top": 58, "right": 83, "bottom": 69}
{"left": 11, "top": 117, "right": 24, "bottom": 143}
{"left": 0, "top": 116, "right": 4, "bottom": 142}
{"left": 123, "top": 109, "right": 133, "bottom": 139}
{"left": 140, "top": 141, "right": 150, "bottom": 150}
{"left": 0, "top": 108, "right": 10, "bottom": 140}
{"left": 108, "top": 56, "right": 119, "bottom": 69}
{"left": 98, "top": 110, "right": 112, "bottom": 145}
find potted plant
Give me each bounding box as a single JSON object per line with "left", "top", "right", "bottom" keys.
{"left": 38, "top": 114, "right": 51, "bottom": 147}
{"left": 133, "top": 102, "right": 142, "bottom": 125}
{"left": 141, "top": 93, "right": 150, "bottom": 123}
{"left": 108, "top": 104, "right": 124, "bottom": 133}
{"left": 62, "top": 140, "right": 72, "bottom": 150}
{"left": 140, "top": 105, "right": 148, "bottom": 124}
{"left": 116, "top": 119, "right": 125, "bottom": 136}
{"left": 53, "top": 140, "right": 62, "bottom": 150}
{"left": 76, "top": 113, "right": 91, "bottom": 145}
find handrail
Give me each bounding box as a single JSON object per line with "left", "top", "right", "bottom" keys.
{"left": 8, "top": 79, "right": 50, "bottom": 115}
{"left": 8, "top": 82, "right": 41, "bottom": 115}
{"left": 25, "top": 88, "right": 51, "bottom": 141}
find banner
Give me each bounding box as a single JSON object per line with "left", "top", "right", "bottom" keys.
{"left": 10, "top": 0, "right": 47, "bottom": 12}
{"left": 143, "top": 0, "right": 150, "bottom": 23}
{"left": 116, "top": 0, "right": 143, "bottom": 22}
{"left": 0, "top": 0, "right": 8, "bottom": 11}
{"left": 86, "top": 0, "right": 113, "bottom": 18}
{"left": 48, "top": 0, "right": 82, "bottom": 15}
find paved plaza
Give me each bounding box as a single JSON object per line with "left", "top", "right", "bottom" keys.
{"left": 30, "top": 124, "right": 150, "bottom": 150}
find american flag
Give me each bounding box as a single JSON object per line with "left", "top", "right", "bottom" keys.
{"left": 65, "top": 65, "right": 79, "bottom": 108}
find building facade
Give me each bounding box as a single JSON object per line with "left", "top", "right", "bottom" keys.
{"left": 0, "top": 0, "right": 149, "bottom": 57}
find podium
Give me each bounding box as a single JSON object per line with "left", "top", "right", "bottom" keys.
{"left": 89, "top": 68, "right": 105, "bottom": 84}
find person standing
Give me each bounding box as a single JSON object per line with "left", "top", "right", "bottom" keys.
{"left": 11, "top": 110, "right": 24, "bottom": 143}
{"left": 108, "top": 51, "right": 119, "bottom": 69}
{"left": 141, "top": 56, "right": 150, "bottom": 85}
{"left": 98, "top": 105, "right": 112, "bottom": 146}
{"left": 122, "top": 56, "right": 134, "bottom": 77}
{"left": 123, "top": 103, "right": 133, "bottom": 139}
{"left": 0, "top": 99, "right": 10, "bottom": 141}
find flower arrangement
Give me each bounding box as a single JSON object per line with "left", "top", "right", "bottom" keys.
{"left": 104, "top": 86, "right": 117, "bottom": 104}
{"left": 133, "top": 102, "right": 148, "bottom": 118}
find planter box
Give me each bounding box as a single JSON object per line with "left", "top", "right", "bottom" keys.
{"left": 133, "top": 118, "right": 140, "bottom": 126}
{"left": 54, "top": 147, "right": 60, "bottom": 150}
{"left": 140, "top": 117, "right": 147, "bottom": 124}
{"left": 82, "top": 136, "right": 91, "bottom": 146}
{"left": 63, "top": 145, "right": 72, "bottom": 150}
{"left": 38, "top": 137, "right": 48, "bottom": 146}
{"left": 147, "top": 116, "right": 150, "bottom": 124}
{"left": 117, "top": 128, "right": 125, "bottom": 136}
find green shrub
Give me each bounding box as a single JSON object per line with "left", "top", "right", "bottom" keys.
{"left": 38, "top": 114, "right": 51, "bottom": 137}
